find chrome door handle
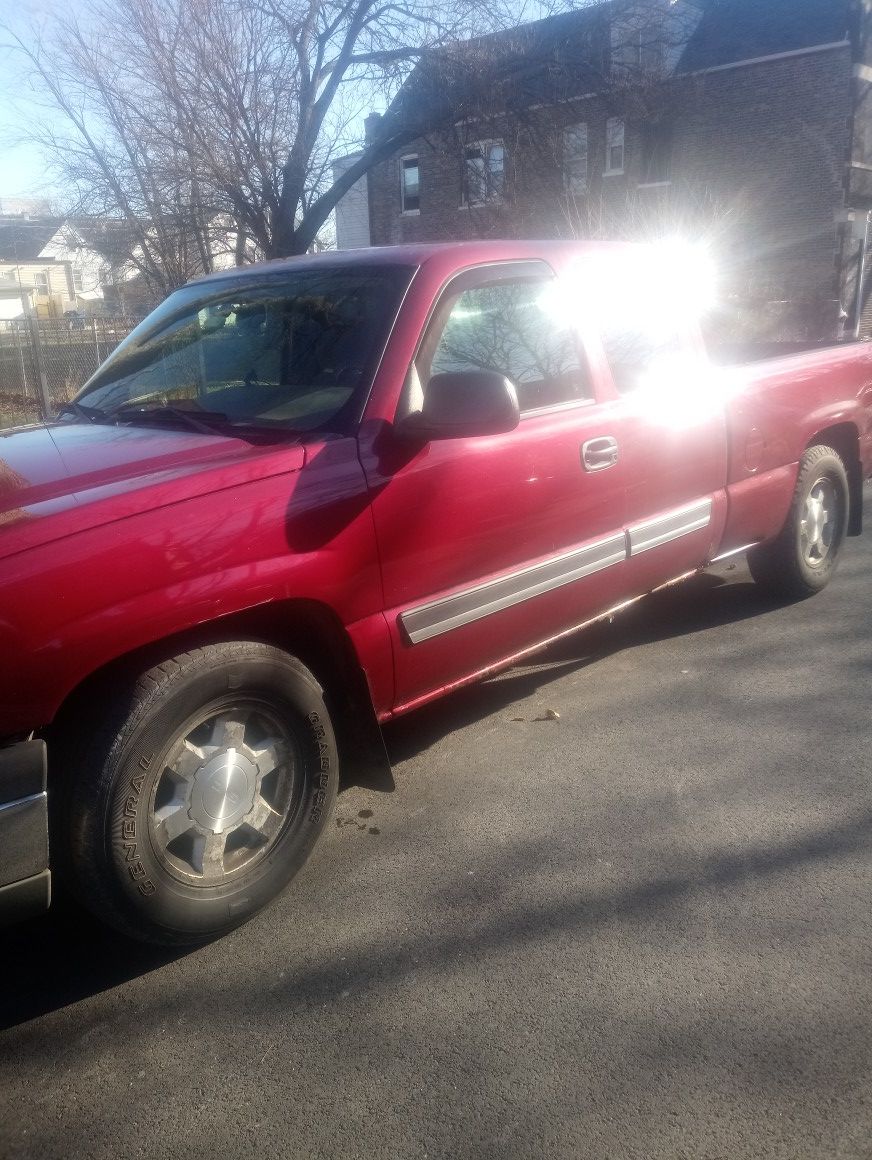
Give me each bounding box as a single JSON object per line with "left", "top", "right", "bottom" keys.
{"left": 582, "top": 436, "right": 619, "bottom": 472}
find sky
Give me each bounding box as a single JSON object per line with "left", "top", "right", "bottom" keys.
{"left": 0, "top": 137, "right": 52, "bottom": 202}
{"left": 0, "top": 0, "right": 382, "bottom": 208}
{"left": 0, "top": 0, "right": 557, "bottom": 207}
{"left": 0, "top": 79, "right": 51, "bottom": 199}
{"left": 0, "top": 0, "right": 77, "bottom": 203}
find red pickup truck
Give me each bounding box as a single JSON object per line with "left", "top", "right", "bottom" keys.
{"left": 1, "top": 240, "right": 870, "bottom": 944}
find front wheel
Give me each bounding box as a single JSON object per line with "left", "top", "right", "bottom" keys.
{"left": 63, "top": 642, "right": 338, "bottom": 945}
{"left": 748, "top": 444, "right": 849, "bottom": 599}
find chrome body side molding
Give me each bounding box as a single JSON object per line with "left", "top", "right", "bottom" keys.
{"left": 708, "top": 542, "right": 759, "bottom": 564}
{"left": 400, "top": 495, "right": 715, "bottom": 645}
{"left": 627, "top": 498, "right": 712, "bottom": 556}
{"left": 400, "top": 532, "right": 627, "bottom": 644}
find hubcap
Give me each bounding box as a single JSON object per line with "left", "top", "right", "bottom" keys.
{"left": 188, "top": 750, "right": 258, "bottom": 833}
{"left": 800, "top": 477, "right": 838, "bottom": 567}
{"left": 149, "top": 707, "right": 297, "bottom": 885}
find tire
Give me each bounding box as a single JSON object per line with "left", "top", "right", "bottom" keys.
{"left": 62, "top": 642, "right": 338, "bottom": 945}
{"left": 747, "top": 444, "right": 849, "bottom": 600}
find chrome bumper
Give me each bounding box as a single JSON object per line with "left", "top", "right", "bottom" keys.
{"left": 0, "top": 740, "right": 50, "bottom": 924}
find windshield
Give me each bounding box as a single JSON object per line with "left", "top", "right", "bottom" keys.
{"left": 76, "top": 265, "right": 415, "bottom": 432}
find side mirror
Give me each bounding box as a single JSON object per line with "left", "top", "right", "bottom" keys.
{"left": 399, "top": 371, "right": 520, "bottom": 440}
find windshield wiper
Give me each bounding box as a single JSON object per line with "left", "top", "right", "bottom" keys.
{"left": 110, "top": 404, "right": 230, "bottom": 436}
{"left": 56, "top": 400, "right": 105, "bottom": 423}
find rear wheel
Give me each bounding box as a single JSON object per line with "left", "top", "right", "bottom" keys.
{"left": 63, "top": 642, "right": 337, "bottom": 945}
{"left": 748, "top": 444, "right": 849, "bottom": 599}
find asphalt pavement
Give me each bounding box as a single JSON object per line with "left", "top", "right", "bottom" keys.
{"left": 2, "top": 493, "right": 872, "bottom": 1160}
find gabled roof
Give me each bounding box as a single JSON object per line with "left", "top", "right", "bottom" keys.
{"left": 677, "top": 0, "right": 851, "bottom": 73}
{"left": 385, "top": 4, "right": 613, "bottom": 125}
{"left": 380, "top": 0, "right": 853, "bottom": 134}
{"left": 0, "top": 215, "right": 139, "bottom": 266}
{"left": 0, "top": 218, "right": 63, "bottom": 261}
{"left": 70, "top": 219, "right": 141, "bottom": 267}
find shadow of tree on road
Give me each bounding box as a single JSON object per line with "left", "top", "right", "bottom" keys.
{"left": 5, "top": 791, "right": 872, "bottom": 1160}
{"left": 0, "top": 553, "right": 866, "bottom": 1032}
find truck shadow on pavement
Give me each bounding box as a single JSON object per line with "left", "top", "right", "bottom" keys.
{"left": 383, "top": 567, "right": 781, "bottom": 764}
{"left": 0, "top": 895, "right": 193, "bottom": 1030}
{"left": 0, "top": 565, "right": 832, "bottom": 1031}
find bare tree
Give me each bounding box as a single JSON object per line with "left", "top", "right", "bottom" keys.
{"left": 1, "top": 0, "right": 712, "bottom": 295}
{"left": 2, "top": 0, "right": 524, "bottom": 291}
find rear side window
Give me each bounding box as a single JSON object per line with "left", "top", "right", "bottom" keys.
{"left": 571, "top": 245, "right": 711, "bottom": 396}
{"left": 419, "top": 279, "right": 593, "bottom": 412}
{"left": 598, "top": 316, "right": 687, "bottom": 395}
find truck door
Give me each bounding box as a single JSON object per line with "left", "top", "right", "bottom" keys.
{"left": 358, "top": 260, "right": 632, "bottom": 715}
{"left": 575, "top": 249, "right": 729, "bottom": 596}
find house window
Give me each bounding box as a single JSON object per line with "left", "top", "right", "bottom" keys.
{"left": 73, "top": 268, "right": 84, "bottom": 293}
{"left": 605, "top": 119, "right": 625, "bottom": 175}
{"left": 640, "top": 122, "right": 673, "bottom": 185}
{"left": 34, "top": 272, "right": 49, "bottom": 296}
{"left": 612, "top": 19, "right": 663, "bottom": 74}
{"left": 400, "top": 155, "right": 420, "bottom": 214}
{"left": 463, "top": 141, "right": 505, "bottom": 206}
{"left": 639, "top": 23, "right": 664, "bottom": 72}
{"left": 563, "top": 124, "right": 588, "bottom": 196}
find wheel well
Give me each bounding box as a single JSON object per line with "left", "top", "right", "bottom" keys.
{"left": 48, "top": 601, "right": 391, "bottom": 787}
{"left": 807, "top": 423, "right": 862, "bottom": 536}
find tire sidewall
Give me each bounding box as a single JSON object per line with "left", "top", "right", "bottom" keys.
{"left": 791, "top": 453, "right": 849, "bottom": 592}
{"left": 98, "top": 653, "right": 337, "bottom": 941}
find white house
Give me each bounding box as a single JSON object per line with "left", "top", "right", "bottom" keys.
{"left": 332, "top": 154, "right": 371, "bottom": 250}
{"left": 0, "top": 216, "right": 124, "bottom": 318}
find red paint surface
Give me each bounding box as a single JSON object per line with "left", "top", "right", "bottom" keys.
{"left": 1, "top": 241, "right": 871, "bottom": 740}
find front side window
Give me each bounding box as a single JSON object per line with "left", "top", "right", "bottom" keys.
{"left": 73, "top": 268, "right": 85, "bottom": 292}
{"left": 401, "top": 156, "right": 420, "bottom": 213}
{"left": 418, "top": 278, "right": 593, "bottom": 412}
{"left": 77, "top": 266, "right": 414, "bottom": 432}
{"left": 34, "top": 272, "right": 49, "bottom": 296}
{"left": 463, "top": 141, "right": 505, "bottom": 206}
{"left": 605, "top": 119, "right": 625, "bottom": 174}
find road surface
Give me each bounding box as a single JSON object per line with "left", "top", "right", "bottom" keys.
{"left": 2, "top": 495, "right": 871, "bottom": 1159}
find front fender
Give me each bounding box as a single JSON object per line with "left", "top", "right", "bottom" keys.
{"left": 0, "top": 447, "right": 384, "bottom": 736}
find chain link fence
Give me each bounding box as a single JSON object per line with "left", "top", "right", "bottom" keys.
{"left": 0, "top": 318, "right": 141, "bottom": 429}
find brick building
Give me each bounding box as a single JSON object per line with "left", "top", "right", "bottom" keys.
{"left": 361, "top": 0, "right": 872, "bottom": 344}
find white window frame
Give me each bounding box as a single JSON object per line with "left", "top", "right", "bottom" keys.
{"left": 461, "top": 140, "right": 505, "bottom": 208}
{"left": 563, "top": 123, "right": 589, "bottom": 196}
{"left": 400, "top": 154, "right": 420, "bottom": 215}
{"left": 73, "top": 267, "right": 85, "bottom": 293}
{"left": 604, "top": 118, "right": 625, "bottom": 176}
{"left": 34, "top": 271, "right": 49, "bottom": 296}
